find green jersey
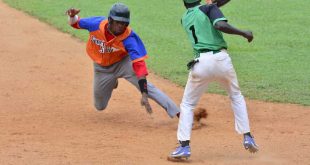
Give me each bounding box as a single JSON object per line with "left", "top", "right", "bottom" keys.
{"left": 181, "top": 5, "right": 228, "bottom": 57}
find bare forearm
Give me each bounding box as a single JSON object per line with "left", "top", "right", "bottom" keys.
{"left": 215, "top": 21, "right": 245, "bottom": 36}
{"left": 214, "top": 21, "right": 253, "bottom": 42}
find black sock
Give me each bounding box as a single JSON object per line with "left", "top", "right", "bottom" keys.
{"left": 180, "top": 140, "right": 190, "bottom": 147}
{"left": 244, "top": 132, "right": 252, "bottom": 138}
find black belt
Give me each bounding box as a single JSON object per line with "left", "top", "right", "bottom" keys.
{"left": 198, "top": 49, "right": 224, "bottom": 54}
{"left": 187, "top": 59, "right": 199, "bottom": 70}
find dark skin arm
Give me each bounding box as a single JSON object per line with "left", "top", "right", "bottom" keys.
{"left": 214, "top": 21, "right": 253, "bottom": 42}
{"left": 207, "top": 0, "right": 231, "bottom": 8}
{"left": 212, "top": 0, "right": 231, "bottom": 8}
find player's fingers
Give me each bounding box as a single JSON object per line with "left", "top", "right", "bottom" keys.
{"left": 141, "top": 100, "right": 144, "bottom": 106}
{"left": 73, "top": 9, "right": 80, "bottom": 15}
{"left": 65, "top": 7, "right": 72, "bottom": 15}
{"left": 248, "top": 37, "right": 253, "bottom": 42}
{"left": 145, "top": 103, "right": 152, "bottom": 114}
{"left": 206, "top": 0, "right": 212, "bottom": 4}
{"left": 146, "top": 103, "right": 152, "bottom": 110}
{"left": 145, "top": 107, "right": 152, "bottom": 114}
{"left": 65, "top": 10, "right": 70, "bottom": 15}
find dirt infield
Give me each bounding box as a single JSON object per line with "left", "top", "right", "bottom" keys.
{"left": 0, "top": 1, "right": 309, "bottom": 165}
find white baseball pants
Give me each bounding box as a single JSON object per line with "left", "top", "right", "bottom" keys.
{"left": 178, "top": 50, "right": 251, "bottom": 141}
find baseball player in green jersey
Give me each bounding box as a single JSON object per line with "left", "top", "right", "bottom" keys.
{"left": 168, "top": 0, "right": 258, "bottom": 160}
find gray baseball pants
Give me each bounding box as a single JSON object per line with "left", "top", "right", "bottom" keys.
{"left": 93, "top": 56, "right": 180, "bottom": 118}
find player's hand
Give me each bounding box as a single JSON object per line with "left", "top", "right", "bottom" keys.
{"left": 141, "top": 92, "right": 152, "bottom": 115}
{"left": 243, "top": 31, "right": 254, "bottom": 42}
{"left": 66, "top": 8, "right": 80, "bottom": 17}
{"left": 206, "top": 0, "right": 213, "bottom": 4}
{"left": 211, "top": 0, "right": 231, "bottom": 7}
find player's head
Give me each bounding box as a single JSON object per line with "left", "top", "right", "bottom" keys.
{"left": 183, "top": 0, "right": 201, "bottom": 8}
{"left": 108, "top": 3, "right": 130, "bottom": 36}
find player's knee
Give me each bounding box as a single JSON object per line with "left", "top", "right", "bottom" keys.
{"left": 229, "top": 92, "right": 244, "bottom": 101}
{"left": 180, "top": 102, "right": 196, "bottom": 112}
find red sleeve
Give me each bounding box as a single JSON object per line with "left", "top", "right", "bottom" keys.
{"left": 132, "top": 60, "right": 148, "bottom": 78}
{"left": 71, "top": 22, "right": 79, "bottom": 29}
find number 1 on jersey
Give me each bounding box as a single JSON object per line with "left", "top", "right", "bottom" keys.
{"left": 189, "top": 25, "right": 198, "bottom": 44}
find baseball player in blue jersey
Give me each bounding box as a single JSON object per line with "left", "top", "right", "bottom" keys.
{"left": 168, "top": 0, "right": 259, "bottom": 160}
{"left": 66, "top": 3, "right": 180, "bottom": 118}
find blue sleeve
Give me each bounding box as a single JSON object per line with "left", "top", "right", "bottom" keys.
{"left": 123, "top": 31, "right": 148, "bottom": 61}
{"left": 78, "top": 16, "right": 106, "bottom": 32}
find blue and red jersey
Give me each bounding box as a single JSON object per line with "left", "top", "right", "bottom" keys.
{"left": 71, "top": 16, "right": 148, "bottom": 77}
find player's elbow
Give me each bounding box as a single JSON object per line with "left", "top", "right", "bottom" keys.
{"left": 214, "top": 21, "right": 227, "bottom": 31}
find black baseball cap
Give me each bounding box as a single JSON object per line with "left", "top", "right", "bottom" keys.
{"left": 109, "top": 3, "right": 130, "bottom": 23}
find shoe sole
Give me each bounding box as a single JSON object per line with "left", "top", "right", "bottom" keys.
{"left": 167, "top": 155, "right": 190, "bottom": 162}
{"left": 244, "top": 144, "right": 259, "bottom": 153}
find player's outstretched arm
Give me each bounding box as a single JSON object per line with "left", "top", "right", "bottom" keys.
{"left": 214, "top": 21, "right": 253, "bottom": 42}
{"left": 66, "top": 8, "right": 80, "bottom": 26}
{"left": 210, "top": 0, "right": 231, "bottom": 8}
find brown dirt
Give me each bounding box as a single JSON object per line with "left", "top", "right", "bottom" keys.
{"left": 0, "top": 1, "right": 309, "bottom": 165}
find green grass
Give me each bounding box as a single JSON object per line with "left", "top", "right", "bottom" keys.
{"left": 4, "top": 0, "right": 310, "bottom": 106}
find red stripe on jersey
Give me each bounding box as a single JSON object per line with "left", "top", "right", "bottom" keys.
{"left": 132, "top": 55, "right": 148, "bottom": 63}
